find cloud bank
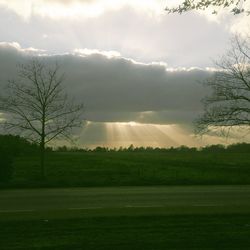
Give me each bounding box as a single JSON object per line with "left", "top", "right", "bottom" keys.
{"left": 0, "top": 42, "right": 213, "bottom": 125}
{"left": 1, "top": 42, "right": 249, "bottom": 147}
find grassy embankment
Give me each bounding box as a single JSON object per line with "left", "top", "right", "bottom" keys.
{"left": 8, "top": 151, "right": 250, "bottom": 188}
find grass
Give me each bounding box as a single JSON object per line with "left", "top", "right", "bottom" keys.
{"left": 1, "top": 213, "right": 250, "bottom": 249}
{"left": 6, "top": 151, "right": 250, "bottom": 188}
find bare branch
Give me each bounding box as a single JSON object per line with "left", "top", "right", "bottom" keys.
{"left": 195, "top": 35, "right": 250, "bottom": 136}
{"left": 0, "top": 59, "right": 84, "bottom": 145}
{"left": 166, "top": 0, "right": 249, "bottom": 15}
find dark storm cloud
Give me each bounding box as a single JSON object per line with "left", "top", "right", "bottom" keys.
{"left": 0, "top": 42, "right": 213, "bottom": 124}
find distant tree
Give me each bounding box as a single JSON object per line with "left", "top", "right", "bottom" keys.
{"left": 165, "top": 0, "right": 249, "bottom": 15}
{"left": 0, "top": 60, "right": 84, "bottom": 179}
{"left": 56, "top": 145, "right": 69, "bottom": 152}
{"left": 195, "top": 35, "right": 250, "bottom": 136}
{"left": 176, "top": 145, "right": 190, "bottom": 152}
{"left": 93, "top": 146, "right": 108, "bottom": 152}
{"left": 201, "top": 144, "right": 226, "bottom": 152}
{"left": 128, "top": 144, "right": 134, "bottom": 151}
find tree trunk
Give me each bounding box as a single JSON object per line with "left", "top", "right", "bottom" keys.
{"left": 40, "top": 108, "right": 46, "bottom": 179}
{"left": 40, "top": 138, "right": 45, "bottom": 179}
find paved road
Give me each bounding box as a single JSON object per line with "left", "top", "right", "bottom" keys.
{"left": 1, "top": 185, "right": 250, "bottom": 213}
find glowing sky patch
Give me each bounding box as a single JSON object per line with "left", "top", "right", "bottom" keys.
{"left": 89, "top": 122, "right": 200, "bottom": 148}
{"left": 0, "top": 0, "right": 165, "bottom": 19}
{"left": 70, "top": 121, "right": 245, "bottom": 149}
{"left": 74, "top": 48, "right": 121, "bottom": 59}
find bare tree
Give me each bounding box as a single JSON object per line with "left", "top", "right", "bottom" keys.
{"left": 0, "top": 60, "right": 84, "bottom": 178}
{"left": 195, "top": 35, "right": 250, "bottom": 136}
{"left": 165, "top": 0, "right": 249, "bottom": 15}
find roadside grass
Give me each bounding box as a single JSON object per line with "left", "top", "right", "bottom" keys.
{"left": 6, "top": 151, "right": 250, "bottom": 188}
{"left": 1, "top": 213, "right": 250, "bottom": 250}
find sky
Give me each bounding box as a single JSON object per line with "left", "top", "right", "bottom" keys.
{"left": 0, "top": 0, "right": 249, "bottom": 148}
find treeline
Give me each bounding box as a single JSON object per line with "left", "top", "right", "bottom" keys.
{"left": 1, "top": 135, "right": 249, "bottom": 154}
{"left": 56, "top": 143, "right": 250, "bottom": 153}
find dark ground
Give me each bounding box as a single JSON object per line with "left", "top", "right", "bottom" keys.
{"left": 1, "top": 185, "right": 250, "bottom": 249}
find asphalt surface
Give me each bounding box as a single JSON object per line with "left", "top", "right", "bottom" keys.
{"left": 1, "top": 185, "right": 250, "bottom": 213}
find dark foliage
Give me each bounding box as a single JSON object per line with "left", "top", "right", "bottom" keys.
{"left": 0, "top": 149, "right": 13, "bottom": 183}
{"left": 0, "top": 134, "right": 40, "bottom": 155}
{"left": 227, "top": 142, "right": 250, "bottom": 152}
{"left": 0, "top": 134, "right": 40, "bottom": 183}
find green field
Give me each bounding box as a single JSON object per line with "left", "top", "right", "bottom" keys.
{"left": 2, "top": 152, "right": 250, "bottom": 249}
{"left": 8, "top": 151, "right": 250, "bottom": 188}
{"left": 1, "top": 186, "right": 250, "bottom": 249}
